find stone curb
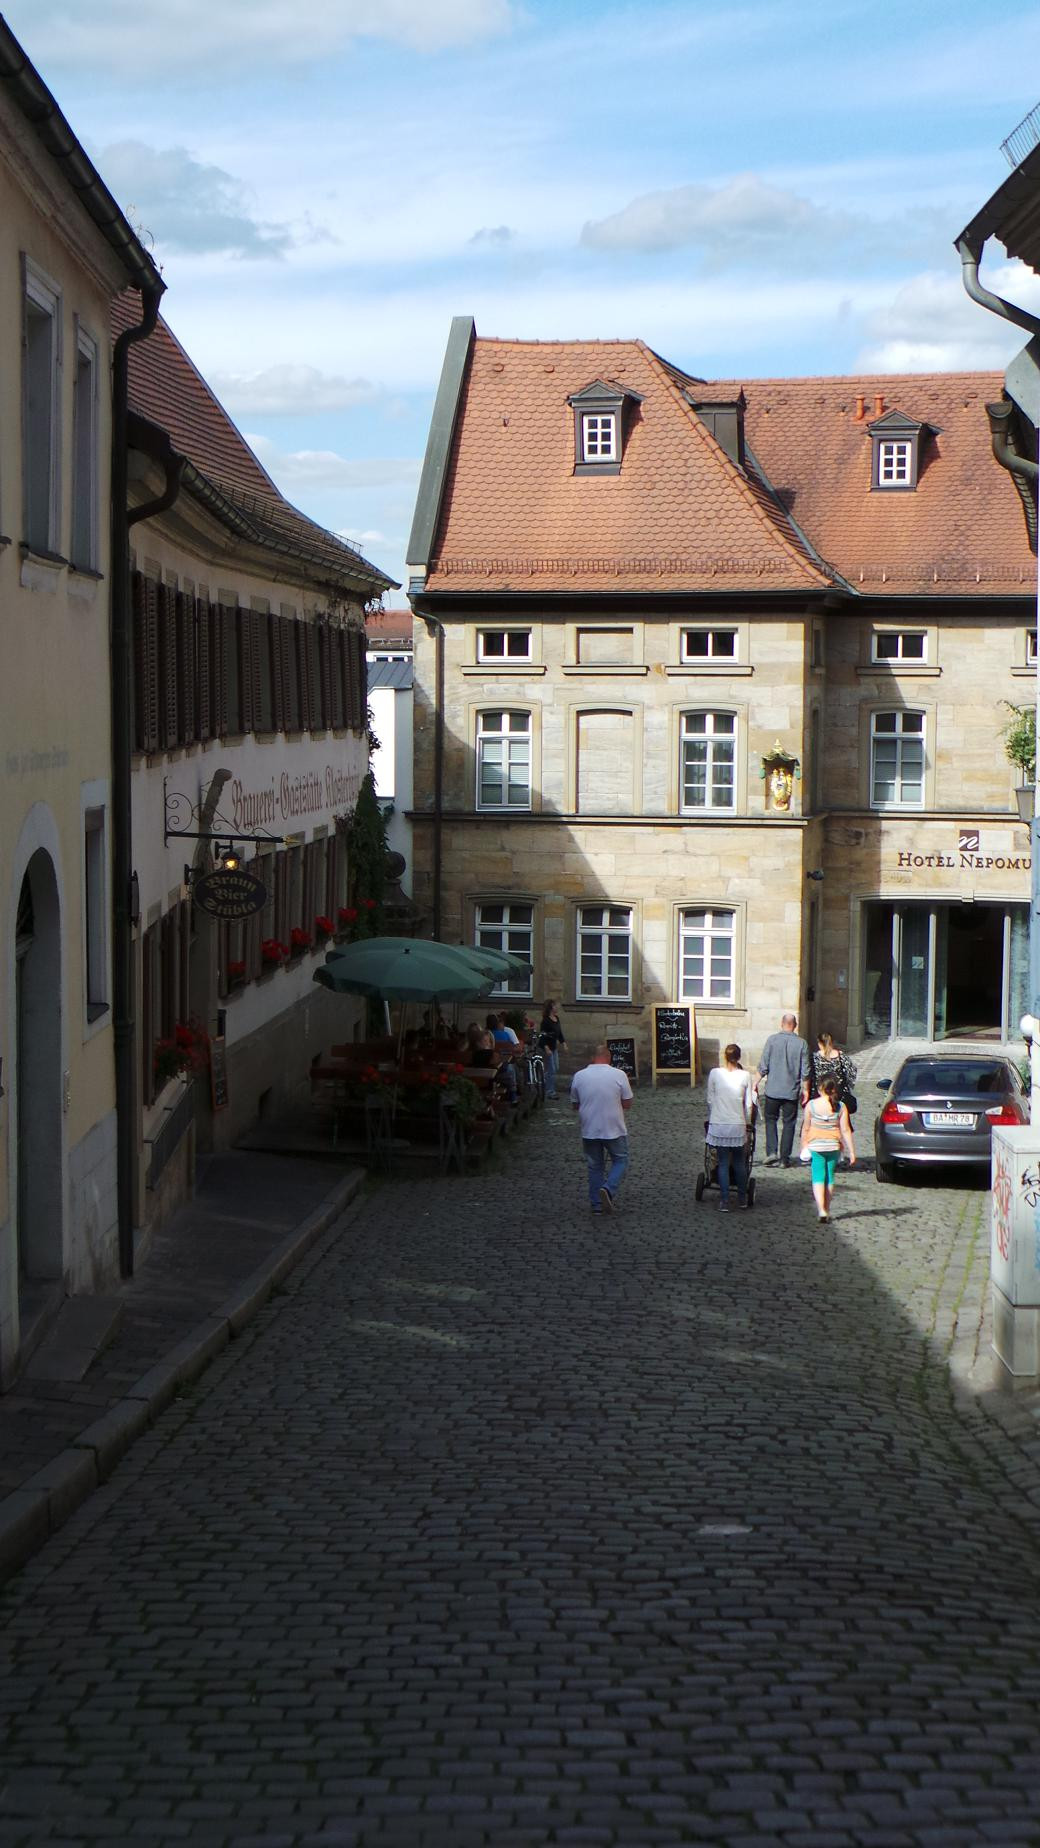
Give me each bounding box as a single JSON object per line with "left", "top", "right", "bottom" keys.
{"left": 0, "top": 1168, "right": 364, "bottom": 1586}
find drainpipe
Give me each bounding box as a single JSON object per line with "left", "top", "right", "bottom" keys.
{"left": 419, "top": 616, "right": 445, "bottom": 942}
{"left": 111, "top": 285, "right": 162, "bottom": 1279}
{"left": 959, "top": 237, "right": 1040, "bottom": 1106}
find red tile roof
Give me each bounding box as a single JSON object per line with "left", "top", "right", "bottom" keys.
{"left": 427, "top": 339, "right": 832, "bottom": 594}
{"left": 112, "top": 293, "right": 395, "bottom": 593}
{"left": 425, "top": 336, "right": 1034, "bottom": 599}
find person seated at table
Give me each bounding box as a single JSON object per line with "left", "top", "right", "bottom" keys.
{"left": 486, "top": 1013, "right": 519, "bottom": 1101}
{"left": 401, "top": 1028, "right": 424, "bottom": 1069}
{"left": 465, "top": 1023, "right": 496, "bottom": 1069}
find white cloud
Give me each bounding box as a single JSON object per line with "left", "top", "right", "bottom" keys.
{"left": 97, "top": 141, "right": 291, "bottom": 259}
{"left": 857, "top": 263, "right": 1040, "bottom": 373}
{"left": 469, "top": 225, "right": 516, "bottom": 246}
{"left": 210, "top": 364, "right": 378, "bottom": 414}
{"left": 247, "top": 436, "right": 422, "bottom": 495}
{"left": 18, "top": 0, "right": 517, "bottom": 74}
{"left": 582, "top": 174, "right": 850, "bottom": 258}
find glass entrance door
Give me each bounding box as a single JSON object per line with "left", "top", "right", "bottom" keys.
{"left": 862, "top": 900, "right": 1028, "bottom": 1042}
{"left": 896, "top": 904, "right": 931, "bottom": 1038}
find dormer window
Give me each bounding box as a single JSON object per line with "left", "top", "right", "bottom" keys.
{"left": 868, "top": 407, "right": 930, "bottom": 492}
{"left": 568, "top": 379, "right": 642, "bottom": 476}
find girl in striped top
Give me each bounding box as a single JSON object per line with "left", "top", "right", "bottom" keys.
{"left": 799, "top": 1076, "right": 856, "bottom": 1222}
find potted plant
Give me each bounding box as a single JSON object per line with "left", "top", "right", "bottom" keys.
{"left": 261, "top": 938, "right": 289, "bottom": 968}
{"left": 289, "top": 926, "right": 313, "bottom": 956}
{"left": 314, "top": 914, "right": 333, "bottom": 941}
{"left": 1003, "top": 701, "right": 1036, "bottom": 784}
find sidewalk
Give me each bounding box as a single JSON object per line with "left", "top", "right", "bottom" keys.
{"left": 0, "top": 1148, "right": 365, "bottom": 1583}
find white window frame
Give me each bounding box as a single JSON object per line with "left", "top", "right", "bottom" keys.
{"left": 870, "top": 710, "right": 926, "bottom": 810}
{"left": 475, "top": 902, "right": 534, "bottom": 998}
{"left": 477, "top": 628, "right": 532, "bottom": 664}
{"left": 581, "top": 412, "right": 617, "bottom": 463}
{"left": 71, "top": 322, "right": 99, "bottom": 573}
{"left": 1027, "top": 628, "right": 1038, "bottom": 665}
{"left": 476, "top": 710, "right": 532, "bottom": 811}
{"left": 23, "top": 259, "right": 62, "bottom": 557}
{"left": 871, "top": 629, "right": 927, "bottom": 663}
{"left": 680, "top": 710, "right": 737, "bottom": 813}
{"left": 576, "top": 905, "right": 632, "bottom": 1001}
{"left": 681, "top": 627, "right": 738, "bottom": 663}
{"left": 877, "top": 439, "right": 913, "bottom": 487}
{"left": 679, "top": 908, "right": 736, "bottom": 1005}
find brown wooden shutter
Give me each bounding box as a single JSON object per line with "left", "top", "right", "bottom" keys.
{"left": 356, "top": 631, "right": 368, "bottom": 730}
{"left": 307, "top": 625, "right": 323, "bottom": 731}
{"left": 296, "top": 622, "right": 311, "bottom": 732}
{"left": 251, "top": 611, "right": 267, "bottom": 733}
{"left": 211, "top": 602, "right": 227, "bottom": 737}
{"left": 331, "top": 628, "right": 345, "bottom": 728}
{"left": 197, "top": 599, "right": 212, "bottom": 741}
{"left": 158, "top": 584, "right": 178, "bottom": 750}
{"left": 269, "top": 612, "right": 284, "bottom": 732}
{"left": 344, "top": 624, "right": 357, "bottom": 730}
{"left": 320, "top": 622, "right": 333, "bottom": 731}
{"left": 134, "top": 575, "right": 161, "bottom": 755}
{"left": 236, "top": 608, "right": 253, "bottom": 735}
{"left": 273, "top": 851, "right": 289, "bottom": 946}
{"left": 280, "top": 618, "right": 296, "bottom": 730}
{"left": 175, "top": 592, "right": 196, "bottom": 744}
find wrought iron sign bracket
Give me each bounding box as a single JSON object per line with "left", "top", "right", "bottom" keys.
{"left": 163, "top": 779, "right": 283, "bottom": 850}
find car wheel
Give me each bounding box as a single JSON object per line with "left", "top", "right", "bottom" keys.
{"left": 875, "top": 1157, "right": 894, "bottom": 1184}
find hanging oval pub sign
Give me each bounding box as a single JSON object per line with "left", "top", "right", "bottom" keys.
{"left": 193, "top": 868, "right": 268, "bottom": 920}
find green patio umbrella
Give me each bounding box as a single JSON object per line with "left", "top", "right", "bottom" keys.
{"left": 449, "top": 943, "right": 533, "bottom": 984}
{"left": 313, "top": 935, "right": 494, "bottom": 1003}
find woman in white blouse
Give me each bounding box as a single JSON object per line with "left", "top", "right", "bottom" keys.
{"left": 706, "top": 1043, "right": 755, "bottom": 1211}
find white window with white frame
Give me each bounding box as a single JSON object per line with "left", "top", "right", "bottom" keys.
{"left": 680, "top": 908, "right": 735, "bottom": 1004}
{"left": 871, "top": 710, "right": 925, "bottom": 808}
{"left": 680, "top": 711, "right": 736, "bottom": 812}
{"left": 872, "top": 629, "right": 926, "bottom": 663}
{"left": 478, "top": 629, "right": 532, "bottom": 663}
{"left": 475, "top": 902, "right": 533, "bottom": 997}
{"left": 84, "top": 807, "right": 108, "bottom": 1019}
{"left": 477, "top": 710, "right": 531, "bottom": 809}
{"left": 71, "top": 324, "right": 99, "bottom": 572}
{"left": 581, "top": 413, "right": 616, "bottom": 463}
{"left": 577, "top": 905, "right": 632, "bottom": 1000}
{"left": 23, "top": 261, "right": 62, "bottom": 556}
{"left": 877, "top": 439, "right": 912, "bottom": 487}
{"left": 1027, "top": 628, "right": 1038, "bottom": 665}
{"left": 681, "top": 628, "right": 737, "bottom": 663}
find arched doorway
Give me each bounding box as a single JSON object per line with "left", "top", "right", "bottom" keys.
{"left": 15, "top": 852, "right": 63, "bottom": 1298}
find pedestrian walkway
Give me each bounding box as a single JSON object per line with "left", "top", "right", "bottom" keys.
{"left": 5, "top": 1085, "right": 1040, "bottom": 1844}
{"left": 0, "top": 1149, "right": 365, "bottom": 1579}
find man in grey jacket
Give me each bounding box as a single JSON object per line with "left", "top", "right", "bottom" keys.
{"left": 756, "top": 1013, "right": 811, "bottom": 1167}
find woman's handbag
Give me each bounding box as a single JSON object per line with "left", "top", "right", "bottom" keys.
{"left": 844, "top": 1093, "right": 858, "bottom": 1116}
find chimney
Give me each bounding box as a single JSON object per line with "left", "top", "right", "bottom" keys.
{"left": 854, "top": 394, "right": 865, "bottom": 421}
{"left": 874, "top": 393, "right": 884, "bottom": 418}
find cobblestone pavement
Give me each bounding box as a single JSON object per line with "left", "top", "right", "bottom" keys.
{"left": 4, "top": 1085, "right": 1040, "bottom": 1847}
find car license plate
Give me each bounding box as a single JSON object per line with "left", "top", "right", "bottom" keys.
{"left": 923, "top": 1111, "right": 974, "bottom": 1128}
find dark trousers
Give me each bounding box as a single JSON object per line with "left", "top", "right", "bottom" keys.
{"left": 763, "top": 1093, "right": 798, "bottom": 1162}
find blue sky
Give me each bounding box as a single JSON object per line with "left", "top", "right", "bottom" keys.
{"left": 7, "top": 0, "right": 1040, "bottom": 594}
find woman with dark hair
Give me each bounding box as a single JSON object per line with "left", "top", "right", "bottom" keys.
{"left": 538, "top": 998, "right": 567, "bottom": 1101}
{"left": 812, "top": 1031, "right": 857, "bottom": 1114}
{"left": 799, "top": 1076, "right": 856, "bottom": 1222}
{"left": 705, "top": 1042, "right": 755, "bottom": 1211}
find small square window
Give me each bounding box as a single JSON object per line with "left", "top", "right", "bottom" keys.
{"left": 581, "top": 413, "right": 616, "bottom": 463}
{"left": 1027, "top": 629, "right": 1038, "bottom": 664}
{"left": 478, "top": 629, "right": 532, "bottom": 662}
{"left": 877, "top": 439, "right": 912, "bottom": 486}
{"left": 682, "top": 629, "right": 737, "bottom": 662}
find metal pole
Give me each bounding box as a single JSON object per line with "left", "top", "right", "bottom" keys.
{"left": 1031, "top": 538, "right": 1040, "bottom": 1116}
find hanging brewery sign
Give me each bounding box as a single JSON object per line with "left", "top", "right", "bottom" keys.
{"left": 192, "top": 868, "right": 268, "bottom": 920}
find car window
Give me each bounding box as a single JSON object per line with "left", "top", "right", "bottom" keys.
{"left": 896, "top": 1062, "right": 1006, "bottom": 1094}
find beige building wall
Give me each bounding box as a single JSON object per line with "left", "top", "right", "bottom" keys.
{"left": 0, "top": 109, "right": 135, "bottom": 1382}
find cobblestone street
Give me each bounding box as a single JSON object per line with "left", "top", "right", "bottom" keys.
{"left": 4, "top": 1084, "right": 1040, "bottom": 1847}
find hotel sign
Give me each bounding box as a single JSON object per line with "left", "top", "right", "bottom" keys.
{"left": 896, "top": 827, "right": 1030, "bottom": 874}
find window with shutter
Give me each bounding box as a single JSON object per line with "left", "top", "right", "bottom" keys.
{"left": 331, "top": 628, "right": 346, "bottom": 729}
{"left": 344, "top": 625, "right": 358, "bottom": 729}
{"left": 252, "top": 610, "right": 270, "bottom": 733}
{"left": 236, "top": 608, "right": 253, "bottom": 735}
{"left": 176, "top": 591, "right": 196, "bottom": 744}
{"left": 134, "top": 576, "right": 161, "bottom": 754}
{"left": 222, "top": 605, "right": 241, "bottom": 734}
{"left": 281, "top": 618, "right": 300, "bottom": 731}
{"left": 158, "top": 583, "right": 178, "bottom": 751}
{"left": 197, "top": 599, "right": 212, "bottom": 741}
{"left": 296, "top": 622, "right": 312, "bottom": 731}
{"left": 269, "top": 611, "right": 284, "bottom": 732}
{"left": 320, "top": 623, "right": 333, "bottom": 732}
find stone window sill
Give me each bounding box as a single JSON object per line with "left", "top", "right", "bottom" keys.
{"left": 462, "top": 663, "right": 546, "bottom": 676}
{"left": 857, "top": 662, "right": 940, "bottom": 678}
{"left": 561, "top": 663, "right": 648, "bottom": 676}
{"left": 666, "top": 664, "right": 753, "bottom": 677}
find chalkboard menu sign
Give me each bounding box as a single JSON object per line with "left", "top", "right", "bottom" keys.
{"left": 209, "top": 1036, "right": 229, "bottom": 1113}
{"left": 607, "top": 1036, "right": 638, "bottom": 1083}
{"left": 652, "top": 1004, "right": 696, "bottom": 1086}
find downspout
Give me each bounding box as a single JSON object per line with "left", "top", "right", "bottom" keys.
{"left": 420, "top": 615, "right": 445, "bottom": 942}
{"left": 957, "top": 235, "right": 1040, "bottom": 339}
{"left": 111, "top": 285, "right": 162, "bottom": 1279}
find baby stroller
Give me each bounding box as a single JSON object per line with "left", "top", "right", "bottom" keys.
{"left": 694, "top": 1108, "right": 757, "bottom": 1206}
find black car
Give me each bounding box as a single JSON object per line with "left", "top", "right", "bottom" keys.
{"left": 874, "top": 1054, "right": 1028, "bottom": 1182}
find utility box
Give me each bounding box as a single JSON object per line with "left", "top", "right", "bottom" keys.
{"left": 991, "top": 1125, "right": 1040, "bottom": 1375}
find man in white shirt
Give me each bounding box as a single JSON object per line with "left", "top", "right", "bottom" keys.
{"left": 570, "top": 1044, "right": 633, "bottom": 1213}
